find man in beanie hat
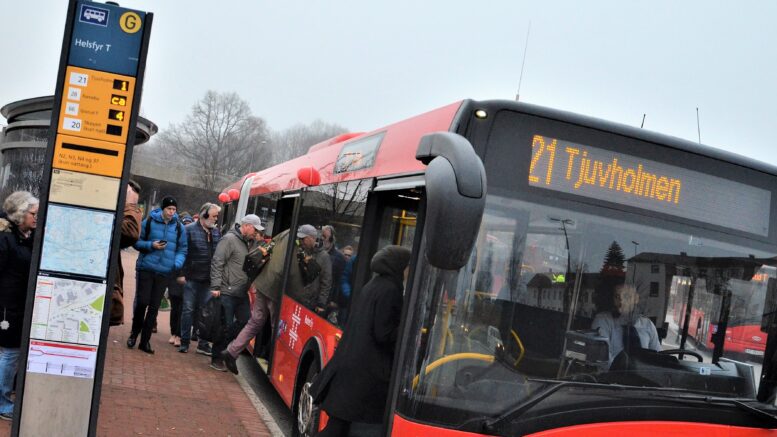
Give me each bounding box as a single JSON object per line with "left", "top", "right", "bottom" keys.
{"left": 128, "top": 195, "right": 188, "bottom": 354}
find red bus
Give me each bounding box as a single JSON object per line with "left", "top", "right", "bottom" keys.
{"left": 667, "top": 263, "right": 774, "bottom": 358}
{"left": 220, "top": 99, "right": 777, "bottom": 436}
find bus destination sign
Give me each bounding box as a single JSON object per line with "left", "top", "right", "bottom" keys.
{"left": 528, "top": 134, "right": 771, "bottom": 236}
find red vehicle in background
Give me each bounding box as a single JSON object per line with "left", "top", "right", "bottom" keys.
{"left": 219, "top": 99, "right": 777, "bottom": 436}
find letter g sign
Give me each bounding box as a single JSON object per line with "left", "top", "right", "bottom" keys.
{"left": 120, "top": 12, "right": 141, "bottom": 34}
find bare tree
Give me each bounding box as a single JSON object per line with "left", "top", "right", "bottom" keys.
{"left": 154, "top": 91, "right": 272, "bottom": 191}
{"left": 270, "top": 119, "right": 348, "bottom": 165}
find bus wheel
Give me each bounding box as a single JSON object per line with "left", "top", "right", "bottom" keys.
{"left": 294, "top": 361, "right": 320, "bottom": 437}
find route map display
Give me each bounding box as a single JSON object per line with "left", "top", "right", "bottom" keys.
{"left": 40, "top": 204, "right": 114, "bottom": 278}
{"left": 26, "top": 340, "right": 97, "bottom": 379}
{"left": 31, "top": 276, "right": 106, "bottom": 346}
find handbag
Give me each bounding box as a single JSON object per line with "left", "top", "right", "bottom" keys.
{"left": 196, "top": 297, "right": 224, "bottom": 343}
{"left": 243, "top": 244, "right": 271, "bottom": 282}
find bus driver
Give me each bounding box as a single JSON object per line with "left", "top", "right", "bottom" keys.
{"left": 591, "top": 278, "right": 661, "bottom": 365}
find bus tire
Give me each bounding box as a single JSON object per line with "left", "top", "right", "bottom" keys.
{"left": 293, "top": 357, "right": 321, "bottom": 437}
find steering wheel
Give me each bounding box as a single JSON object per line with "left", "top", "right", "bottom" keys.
{"left": 658, "top": 349, "right": 703, "bottom": 362}
{"left": 412, "top": 353, "right": 495, "bottom": 389}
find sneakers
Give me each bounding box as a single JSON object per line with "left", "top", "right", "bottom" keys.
{"left": 221, "top": 350, "right": 239, "bottom": 375}
{"left": 209, "top": 361, "right": 227, "bottom": 372}
{"left": 0, "top": 412, "right": 12, "bottom": 421}
{"left": 178, "top": 344, "right": 189, "bottom": 353}
{"left": 196, "top": 343, "right": 213, "bottom": 356}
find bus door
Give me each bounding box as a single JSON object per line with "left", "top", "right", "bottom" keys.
{"left": 245, "top": 191, "right": 295, "bottom": 365}
{"left": 270, "top": 180, "right": 374, "bottom": 408}
{"left": 354, "top": 176, "right": 424, "bottom": 291}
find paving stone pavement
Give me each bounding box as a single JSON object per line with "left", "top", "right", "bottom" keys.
{"left": 0, "top": 249, "right": 273, "bottom": 437}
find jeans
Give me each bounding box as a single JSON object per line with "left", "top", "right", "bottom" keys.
{"left": 212, "top": 294, "right": 249, "bottom": 362}
{"left": 180, "top": 280, "right": 212, "bottom": 346}
{"left": 0, "top": 347, "right": 20, "bottom": 414}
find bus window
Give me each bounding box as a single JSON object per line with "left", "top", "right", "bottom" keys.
{"left": 246, "top": 193, "right": 279, "bottom": 237}
{"left": 293, "top": 180, "right": 370, "bottom": 326}
{"left": 219, "top": 201, "right": 237, "bottom": 235}
{"left": 402, "top": 193, "right": 777, "bottom": 428}
{"left": 378, "top": 207, "right": 417, "bottom": 251}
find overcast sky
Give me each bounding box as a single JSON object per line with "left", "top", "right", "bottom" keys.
{"left": 1, "top": 1, "right": 775, "bottom": 165}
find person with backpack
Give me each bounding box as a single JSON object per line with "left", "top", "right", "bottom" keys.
{"left": 128, "top": 196, "right": 188, "bottom": 354}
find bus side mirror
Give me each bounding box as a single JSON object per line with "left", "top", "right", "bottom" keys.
{"left": 416, "top": 132, "right": 486, "bottom": 270}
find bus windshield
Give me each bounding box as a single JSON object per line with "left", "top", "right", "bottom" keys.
{"left": 400, "top": 193, "right": 777, "bottom": 430}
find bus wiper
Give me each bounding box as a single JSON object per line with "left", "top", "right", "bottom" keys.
{"left": 480, "top": 379, "right": 673, "bottom": 433}
{"left": 648, "top": 393, "right": 777, "bottom": 427}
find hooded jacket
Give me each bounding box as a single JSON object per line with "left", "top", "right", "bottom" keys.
{"left": 134, "top": 208, "right": 188, "bottom": 275}
{"left": 310, "top": 245, "right": 411, "bottom": 424}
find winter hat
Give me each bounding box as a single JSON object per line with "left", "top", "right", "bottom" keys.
{"left": 161, "top": 196, "right": 177, "bottom": 209}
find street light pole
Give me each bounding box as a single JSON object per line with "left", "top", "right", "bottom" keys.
{"left": 631, "top": 240, "right": 639, "bottom": 283}
{"left": 549, "top": 217, "right": 573, "bottom": 313}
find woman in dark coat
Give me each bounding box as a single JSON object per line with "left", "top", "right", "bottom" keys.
{"left": 0, "top": 191, "right": 38, "bottom": 420}
{"left": 311, "top": 245, "right": 412, "bottom": 436}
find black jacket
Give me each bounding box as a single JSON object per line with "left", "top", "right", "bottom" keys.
{"left": 310, "top": 246, "right": 411, "bottom": 424}
{"left": 182, "top": 222, "right": 221, "bottom": 283}
{"left": 0, "top": 218, "right": 34, "bottom": 348}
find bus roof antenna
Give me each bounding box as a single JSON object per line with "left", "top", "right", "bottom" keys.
{"left": 515, "top": 21, "right": 531, "bottom": 101}
{"left": 640, "top": 114, "right": 646, "bottom": 128}
{"left": 696, "top": 107, "right": 701, "bottom": 144}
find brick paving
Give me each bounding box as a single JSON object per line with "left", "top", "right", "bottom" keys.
{"left": 0, "top": 250, "right": 273, "bottom": 437}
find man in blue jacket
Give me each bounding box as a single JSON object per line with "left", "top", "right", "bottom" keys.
{"left": 128, "top": 196, "right": 188, "bottom": 354}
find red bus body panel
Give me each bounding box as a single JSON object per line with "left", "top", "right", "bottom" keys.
{"left": 707, "top": 323, "right": 767, "bottom": 355}
{"left": 270, "top": 295, "right": 341, "bottom": 408}
{"left": 223, "top": 101, "right": 464, "bottom": 197}
{"left": 391, "top": 415, "right": 777, "bottom": 436}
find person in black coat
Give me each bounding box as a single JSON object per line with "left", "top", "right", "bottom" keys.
{"left": 310, "top": 245, "right": 411, "bottom": 436}
{"left": 0, "top": 191, "right": 38, "bottom": 420}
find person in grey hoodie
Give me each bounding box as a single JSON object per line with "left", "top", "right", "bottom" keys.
{"left": 208, "top": 214, "right": 264, "bottom": 371}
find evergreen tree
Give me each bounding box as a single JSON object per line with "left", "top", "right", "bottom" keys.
{"left": 601, "top": 241, "right": 626, "bottom": 276}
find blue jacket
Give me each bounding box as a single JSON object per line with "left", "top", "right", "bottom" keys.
{"left": 134, "top": 208, "right": 188, "bottom": 275}
{"left": 182, "top": 222, "right": 221, "bottom": 283}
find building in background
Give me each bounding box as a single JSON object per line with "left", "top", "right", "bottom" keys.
{"left": 1, "top": 96, "right": 219, "bottom": 215}
{"left": 0, "top": 95, "right": 157, "bottom": 200}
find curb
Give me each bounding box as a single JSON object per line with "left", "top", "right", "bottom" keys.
{"left": 234, "top": 371, "right": 286, "bottom": 437}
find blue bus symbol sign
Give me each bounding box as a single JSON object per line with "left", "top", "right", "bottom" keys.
{"left": 80, "top": 4, "right": 109, "bottom": 26}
